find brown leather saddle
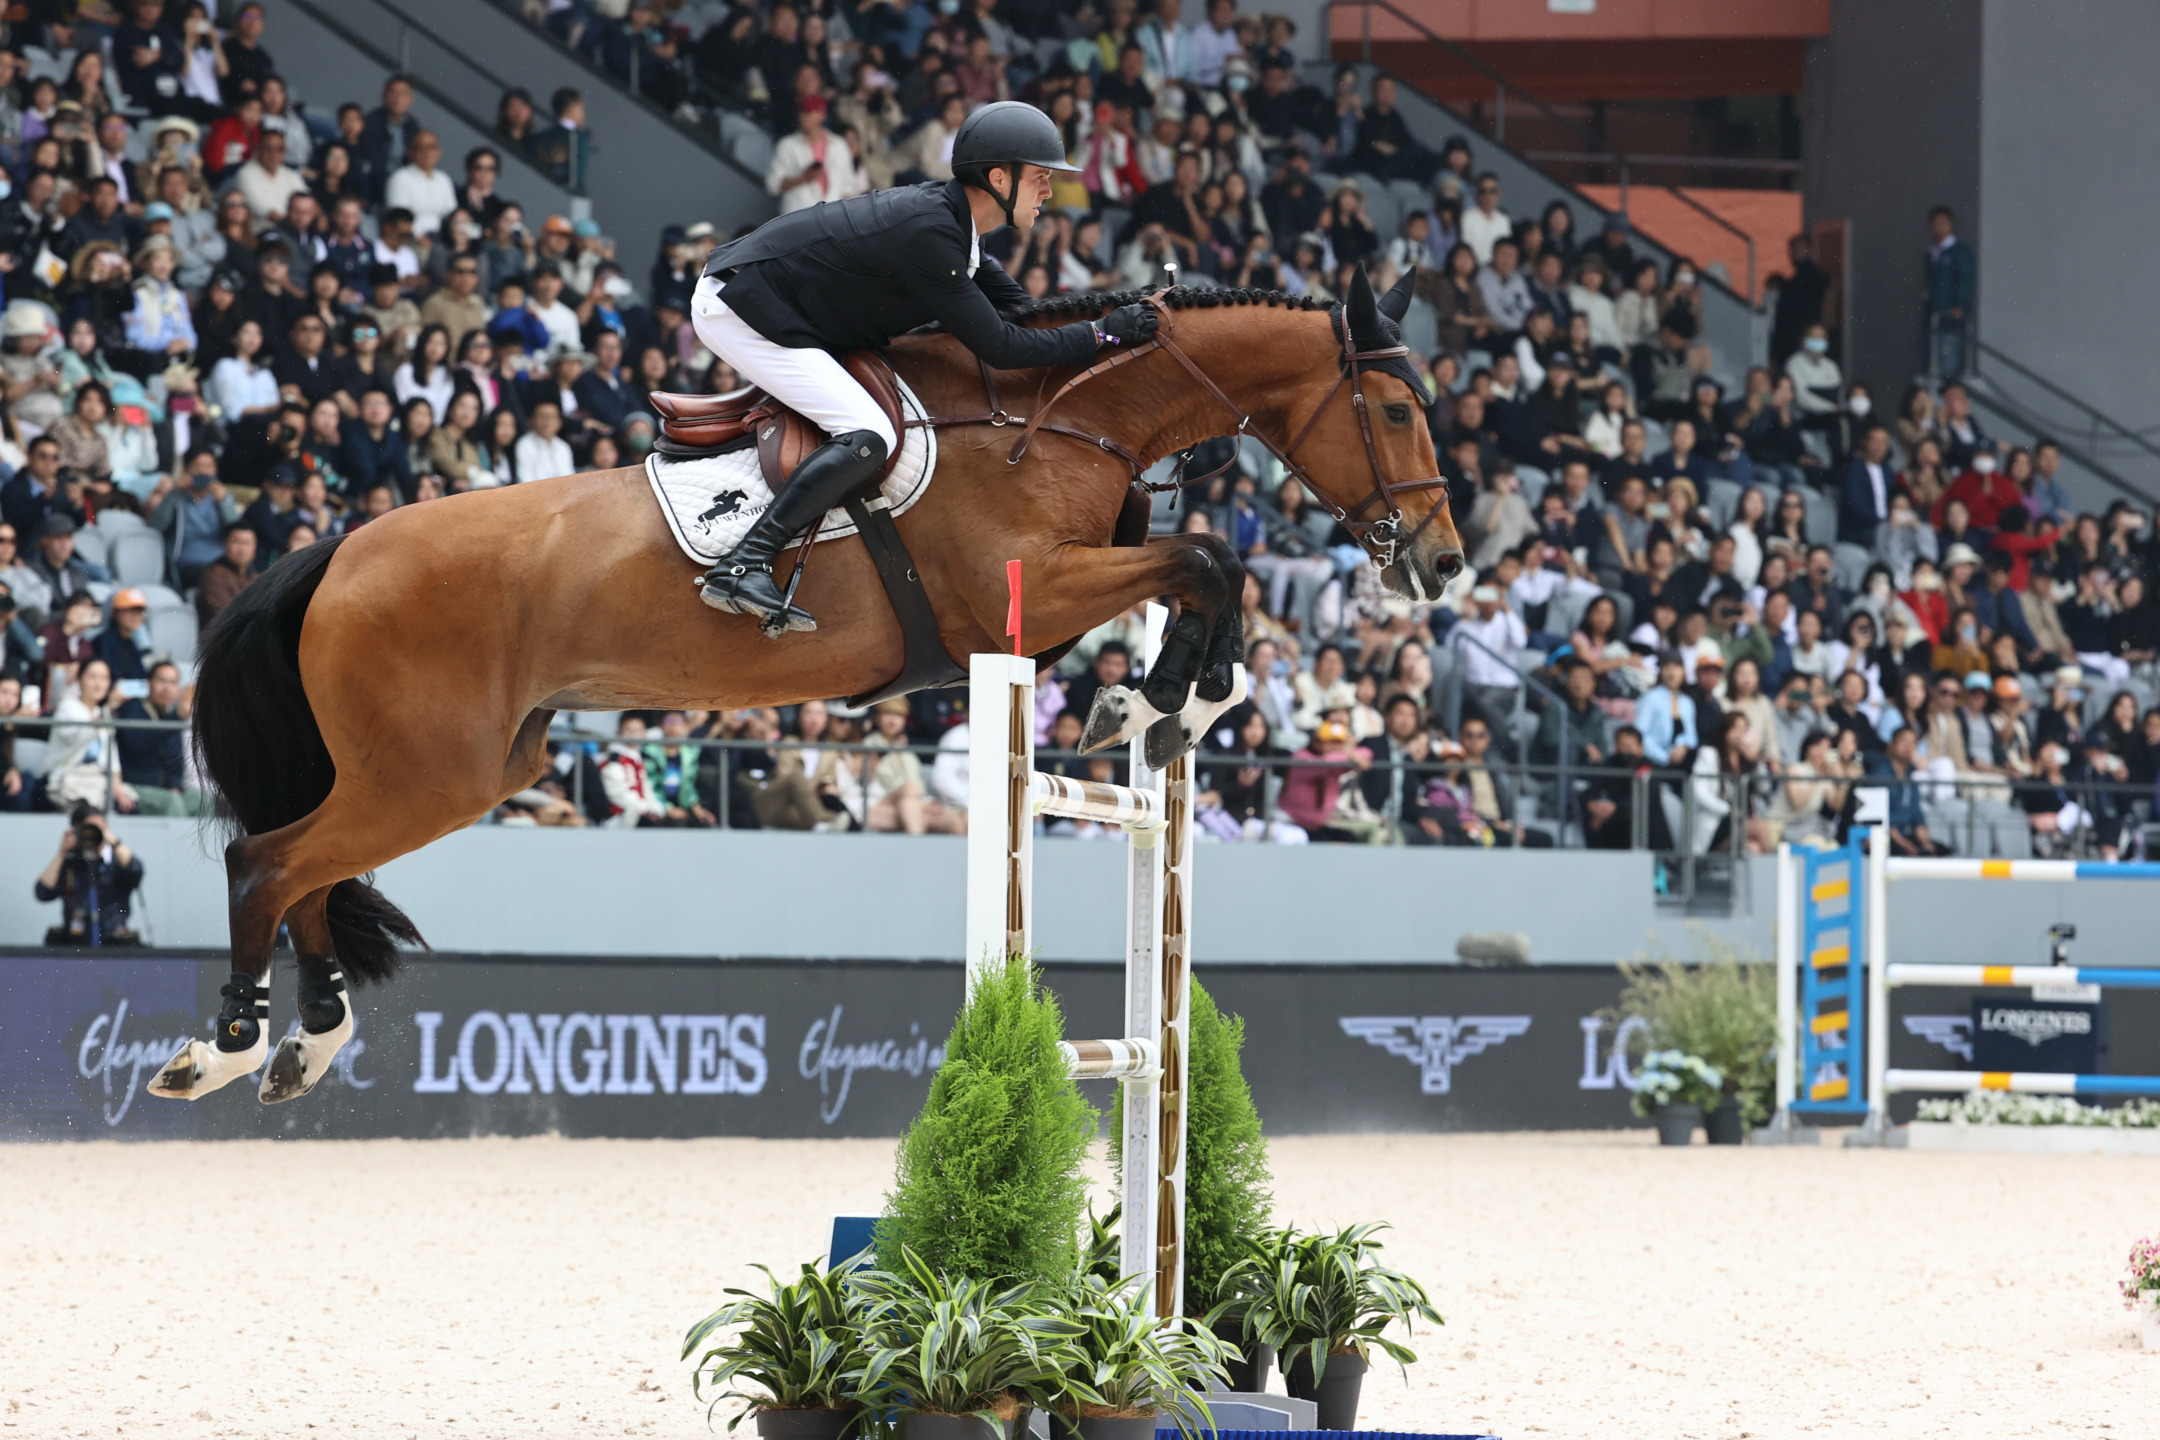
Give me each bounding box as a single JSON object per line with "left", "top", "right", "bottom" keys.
{"left": 645, "top": 350, "right": 1153, "bottom": 708}
{"left": 645, "top": 352, "right": 961, "bottom": 707}
{"left": 647, "top": 351, "right": 909, "bottom": 492}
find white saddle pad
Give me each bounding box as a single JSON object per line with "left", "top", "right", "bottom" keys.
{"left": 643, "top": 373, "right": 937, "bottom": 565}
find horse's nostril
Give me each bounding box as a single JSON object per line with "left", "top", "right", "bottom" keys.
{"left": 1434, "top": 551, "right": 1466, "bottom": 583}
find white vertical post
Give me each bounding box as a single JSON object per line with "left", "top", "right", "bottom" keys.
{"left": 1120, "top": 607, "right": 1166, "bottom": 1297}
{"left": 1154, "top": 730, "right": 1193, "bottom": 1319}
{"left": 1860, "top": 825, "right": 1893, "bottom": 1142}
{"left": 964, "top": 652, "right": 1039, "bottom": 984}
{"left": 1117, "top": 604, "right": 1188, "bottom": 1320}
{"left": 1773, "top": 843, "right": 1797, "bottom": 1124}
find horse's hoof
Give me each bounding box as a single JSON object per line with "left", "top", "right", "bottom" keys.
{"left": 259, "top": 1025, "right": 349, "bottom": 1106}
{"left": 147, "top": 1037, "right": 265, "bottom": 1102}
{"left": 1080, "top": 684, "right": 1150, "bottom": 754}
{"left": 1143, "top": 712, "right": 1196, "bottom": 771}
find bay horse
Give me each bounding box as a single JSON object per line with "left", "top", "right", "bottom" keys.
{"left": 149, "top": 266, "right": 1462, "bottom": 1105}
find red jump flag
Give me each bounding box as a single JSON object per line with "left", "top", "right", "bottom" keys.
{"left": 1005, "top": 559, "right": 1023, "bottom": 657}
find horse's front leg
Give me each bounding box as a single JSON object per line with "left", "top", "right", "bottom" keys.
{"left": 1025, "top": 534, "right": 1247, "bottom": 767}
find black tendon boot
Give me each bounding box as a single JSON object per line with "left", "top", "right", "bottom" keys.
{"left": 697, "top": 429, "right": 890, "bottom": 633}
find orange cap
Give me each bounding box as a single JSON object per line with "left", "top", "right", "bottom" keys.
{"left": 112, "top": 587, "right": 149, "bottom": 610}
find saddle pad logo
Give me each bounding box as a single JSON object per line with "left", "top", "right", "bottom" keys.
{"left": 642, "top": 371, "right": 937, "bottom": 565}
{"left": 1340, "top": 1015, "right": 1531, "bottom": 1094}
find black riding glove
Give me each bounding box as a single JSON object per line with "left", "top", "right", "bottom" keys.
{"left": 1093, "top": 303, "right": 1159, "bottom": 351}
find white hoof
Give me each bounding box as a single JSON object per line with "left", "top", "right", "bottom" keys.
{"left": 148, "top": 1035, "right": 267, "bottom": 1102}
{"left": 259, "top": 1010, "right": 353, "bottom": 1105}
{"left": 1080, "top": 683, "right": 1164, "bottom": 755}
{"left": 1143, "top": 664, "right": 1250, "bottom": 770}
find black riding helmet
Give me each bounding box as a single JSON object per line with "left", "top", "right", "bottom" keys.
{"left": 951, "top": 101, "right": 1080, "bottom": 229}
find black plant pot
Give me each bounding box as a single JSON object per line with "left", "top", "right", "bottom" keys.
{"left": 1049, "top": 1414, "right": 1158, "bottom": 1440}
{"left": 1654, "top": 1103, "right": 1703, "bottom": 1146}
{"left": 757, "top": 1410, "right": 859, "bottom": 1440}
{"left": 1705, "top": 1098, "right": 1746, "bottom": 1146}
{"left": 1210, "top": 1322, "right": 1274, "bottom": 1393}
{"left": 904, "top": 1413, "right": 1005, "bottom": 1440}
{"left": 1282, "top": 1350, "right": 1367, "bottom": 1430}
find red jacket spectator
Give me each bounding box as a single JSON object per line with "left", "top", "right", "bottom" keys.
{"left": 1279, "top": 723, "right": 1370, "bottom": 835}
{"left": 204, "top": 108, "right": 262, "bottom": 179}
{"left": 1932, "top": 460, "right": 2020, "bottom": 530}
{"left": 1897, "top": 583, "right": 1950, "bottom": 645}
{"left": 1988, "top": 524, "right": 2059, "bottom": 592}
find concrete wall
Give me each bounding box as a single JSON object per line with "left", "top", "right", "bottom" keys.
{"left": 1974, "top": 1, "right": 2160, "bottom": 433}
{"left": 1799, "top": 0, "right": 1983, "bottom": 399}
{"left": 7, "top": 816, "right": 2157, "bottom": 970}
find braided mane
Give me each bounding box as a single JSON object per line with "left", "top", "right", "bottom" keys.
{"left": 1012, "top": 285, "right": 1330, "bottom": 328}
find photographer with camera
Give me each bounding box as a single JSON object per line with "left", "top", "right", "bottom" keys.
{"left": 35, "top": 803, "right": 144, "bottom": 946}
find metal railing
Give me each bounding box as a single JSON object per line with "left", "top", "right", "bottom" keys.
{"left": 1331, "top": 0, "right": 1764, "bottom": 303}
{"left": 16, "top": 719, "right": 2157, "bottom": 877}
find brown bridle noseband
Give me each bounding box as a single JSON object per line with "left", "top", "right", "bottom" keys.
{"left": 982, "top": 293, "right": 1454, "bottom": 575}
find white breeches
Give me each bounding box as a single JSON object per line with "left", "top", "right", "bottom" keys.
{"left": 690, "top": 274, "right": 898, "bottom": 454}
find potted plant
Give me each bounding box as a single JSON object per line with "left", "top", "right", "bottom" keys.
{"left": 682, "top": 1260, "right": 866, "bottom": 1440}
{"left": 1630, "top": 1050, "right": 1723, "bottom": 1145}
{"left": 880, "top": 952, "right": 1096, "bottom": 1285}
{"left": 1048, "top": 1273, "right": 1233, "bottom": 1440}
{"left": 853, "top": 1247, "right": 1084, "bottom": 1440}
{"left": 1613, "top": 933, "right": 1777, "bottom": 1141}
{"left": 1200, "top": 1227, "right": 1297, "bottom": 1394}
{"left": 2121, "top": 1236, "right": 2160, "bottom": 1351}
{"left": 1112, "top": 979, "right": 1277, "bottom": 1390}
{"left": 1214, "top": 1223, "right": 1441, "bottom": 1430}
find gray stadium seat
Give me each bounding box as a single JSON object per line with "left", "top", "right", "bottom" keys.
{"left": 11, "top": 736, "right": 46, "bottom": 776}
{"left": 71, "top": 528, "right": 109, "bottom": 571}
{"left": 1546, "top": 588, "right": 1597, "bottom": 638}
{"left": 148, "top": 604, "right": 197, "bottom": 667}
{"left": 110, "top": 530, "right": 167, "bottom": 587}
{"left": 1387, "top": 179, "right": 1429, "bottom": 227}
{"left": 1797, "top": 489, "right": 1836, "bottom": 547}
{"left": 94, "top": 508, "right": 148, "bottom": 534}
{"left": 1831, "top": 542, "right": 1874, "bottom": 592}
{"left": 1399, "top": 295, "right": 1438, "bottom": 357}
{"left": 1705, "top": 478, "right": 1743, "bottom": 530}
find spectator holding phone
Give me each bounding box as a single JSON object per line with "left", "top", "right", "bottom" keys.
{"left": 767, "top": 96, "right": 859, "bottom": 214}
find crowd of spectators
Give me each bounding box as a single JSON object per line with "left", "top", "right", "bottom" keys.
{"left": 1, "top": 0, "right": 2155, "bottom": 869}
{"left": 0, "top": 0, "right": 768, "bottom": 815}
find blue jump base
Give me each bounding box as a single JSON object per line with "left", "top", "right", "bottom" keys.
{"left": 1164, "top": 1432, "right": 1499, "bottom": 1440}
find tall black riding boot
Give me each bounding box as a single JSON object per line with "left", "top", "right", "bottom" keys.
{"left": 697, "top": 428, "right": 888, "bottom": 633}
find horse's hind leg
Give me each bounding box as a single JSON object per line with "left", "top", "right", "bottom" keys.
{"left": 147, "top": 844, "right": 282, "bottom": 1102}
{"left": 257, "top": 887, "right": 350, "bottom": 1105}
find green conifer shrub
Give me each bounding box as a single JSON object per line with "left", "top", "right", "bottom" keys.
{"left": 1110, "top": 978, "right": 1274, "bottom": 1314}
{"left": 877, "top": 951, "right": 1096, "bottom": 1283}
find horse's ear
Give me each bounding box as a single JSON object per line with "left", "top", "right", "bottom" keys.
{"left": 1378, "top": 266, "right": 1415, "bottom": 324}
{"left": 1346, "top": 264, "right": 1387, "bottom": 351}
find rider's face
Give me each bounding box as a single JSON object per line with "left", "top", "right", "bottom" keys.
{"left": 999, "top": 163, "right": 1056, "bottom": 232}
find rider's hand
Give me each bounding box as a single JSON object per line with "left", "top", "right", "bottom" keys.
{"left": 1094, "top": 303, "right": 1159, "bottom": 350}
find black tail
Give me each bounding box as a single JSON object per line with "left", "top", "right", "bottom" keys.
{"left": 192, "top": 536, "right": 424, "bottom": 983}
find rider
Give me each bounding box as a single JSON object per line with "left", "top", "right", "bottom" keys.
{"left": 691, "top": 101, "right": 1161, "bottom": 633}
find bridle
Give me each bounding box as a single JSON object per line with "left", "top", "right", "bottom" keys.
{"left": 925, "top": 292, "right": 1453, "bottom": 574}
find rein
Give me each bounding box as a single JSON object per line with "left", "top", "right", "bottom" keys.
{"left": 907, "top": 294, "right": 1449, "bottom": 570}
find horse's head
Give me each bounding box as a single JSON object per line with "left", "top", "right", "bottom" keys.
{"left": 1288, "top": 266, "right": 1464, "bottom": 602}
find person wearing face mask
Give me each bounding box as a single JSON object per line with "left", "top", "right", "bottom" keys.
{"left": 1933, "top": 442, "right": 2019, "bottom": 529}
{"left": 1877, "top": 491, "right": 1938, "bottom": 589}
{"left": 1784, "top": 323, "right": 1842, "bottom": 420}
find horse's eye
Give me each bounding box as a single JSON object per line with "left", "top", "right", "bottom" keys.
{"left": 1384, "top": 404, "right": 1412, "bottom": 425}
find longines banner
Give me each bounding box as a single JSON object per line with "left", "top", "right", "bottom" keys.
{"left": 13, "top": 953, "right": 2155, "bottom": 1140}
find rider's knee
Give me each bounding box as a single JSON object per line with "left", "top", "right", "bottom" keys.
{"left": 848, "top": 414, "right": 898, "bottom": 461}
